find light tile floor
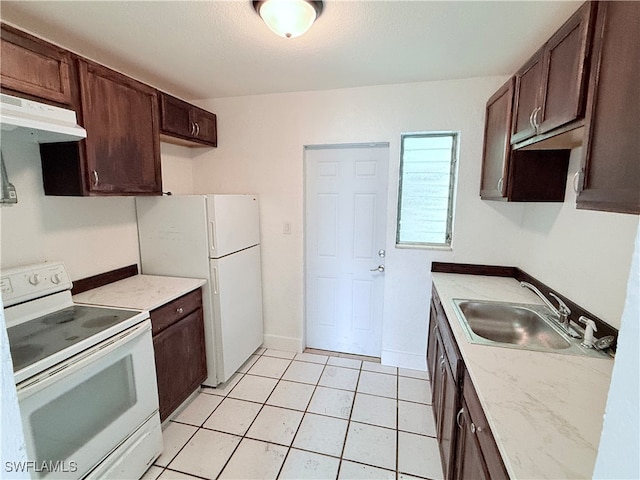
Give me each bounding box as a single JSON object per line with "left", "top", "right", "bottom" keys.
{"left": 142, "top": 348, "right": 443, "bottom": 480}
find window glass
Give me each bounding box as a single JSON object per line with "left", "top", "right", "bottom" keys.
{"left": 397, "top": 132, "right": 458, "bottom": 247}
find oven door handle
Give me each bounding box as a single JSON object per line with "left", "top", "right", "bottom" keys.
{"left": 17, "top": 320, "right": 152, "bottom": 397}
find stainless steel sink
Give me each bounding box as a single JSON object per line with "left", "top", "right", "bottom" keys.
{"left": 452, "top": 299, "right": 609, "bottom": 358}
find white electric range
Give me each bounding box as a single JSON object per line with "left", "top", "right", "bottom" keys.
{"left": 2, "top": 262, "right": 163, "bottom": 480}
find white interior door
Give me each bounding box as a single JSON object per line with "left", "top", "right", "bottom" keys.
{"left": 305, "top": 144, "right": 389, "bottom": 356}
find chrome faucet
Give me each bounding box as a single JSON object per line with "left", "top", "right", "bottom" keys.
{"left": 520, "top": 282, "right": 581, "bottom": 338}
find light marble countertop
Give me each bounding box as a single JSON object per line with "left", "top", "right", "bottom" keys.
{"left": 73, "top": 274, "right": 207, "bottom": 311}
{"left": 431, "top": 273, "right": 614, "bottom": 480}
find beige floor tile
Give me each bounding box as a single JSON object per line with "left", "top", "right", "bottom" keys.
{"left": 157, "top": 469, "right": 202, "bottom": 480}
{"left": 279, "top": 449, "right": 340, "bottom": 480}
{"left": 203, "top": 397, "right": 262, "bottom": 435}
{"left": 155, "top": 422, "right": 198, "bottom": 467}
{"left": 362, "top": 361, "right": 398, "bottom": 375}
{"left": 266, "top": 380, "right": 315, "bottom": 411}
{"left": 282, "top": 360, "right": 325, "bottom": 384}
{"left": 292, "top": 413, "right": 348, "bottom": 457}
{"left": 327, "top": 356, "right": 362, "bottom": 369}
{"left": 343, "top": 422, "right": 396, "bottom": 471}
{"left": 307, "top": 386, "right": 354, "bottom": 419}
{"left": 228, "top": 374, "right": 278, "bottom": 403}
{"left": 398, "top": 376, "right": 431, "bottom": 404}
{"left": 398, "top": 400, "right": 436, "bottom": 436}
{"left": 338, "top": 461, "right": 396, "bottom": 480}
{"left": 295, "top": 352, "right": 329, "bottom": 364}
{"left": 168, "top": 429, "right": 241, "bottom": 479}
{"left": 255, "top": 347, "right": 266, "bottom": 355}
{"left": 238, "top": 354, "right": 260, "bottom": 373}
{"left": 357, "top": 371, "right": 397, "bottom": 398}
{"left": 263, "top": 348, "right": 296, "bottom": 359}
{"left": 247, "top": 355, "right": 291, "bottom": 378}
{"left": 246, "top": 405, "right": 304, "bottom": 446}
{"left": 206, "top": 372, "right": 243, "bottom": 397}
{"left": 351, "top": 393, "right": 397, "bottom": 429}
{"left": 319, "top": 366, "right": 360, "bottom": 391}
{"left": 218, "top": 438, "right": 287, "bottom": 480}
{"left": 172, "top": 392, "right": 223, "bottom": 427}
{"left": 398, "top": 431, "right": 443, "bottom": 480}
{"left": 140, "top": 465, "right": 163, "bottom": 480}
{"left": 399, "top": 367, "right": 429, "bottom": 380}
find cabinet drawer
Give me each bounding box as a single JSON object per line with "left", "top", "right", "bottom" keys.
{"left": 463, "top": 370, "right": 509, "bottom": 480}
{"left": 150, "top": 288, "right": 202, "bottom": 335}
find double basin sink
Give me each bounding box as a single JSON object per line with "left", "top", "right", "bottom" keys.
{"left": 452, "top": 299, "right": 609, "bottom": 358}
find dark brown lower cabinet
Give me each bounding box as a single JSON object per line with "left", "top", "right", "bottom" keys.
{"left": 151, "top": 289, "right": 207, "bottom": 421}
{"left": 427, "top": 286, "right": 509, "bottom": 479}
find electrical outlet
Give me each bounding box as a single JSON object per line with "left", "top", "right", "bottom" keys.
{"left": 283, "top": 222, "right": 292, "bottom": 235}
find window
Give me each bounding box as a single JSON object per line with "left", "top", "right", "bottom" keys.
{"left": 396, "top": 132, "right": 459, "bottom": 247}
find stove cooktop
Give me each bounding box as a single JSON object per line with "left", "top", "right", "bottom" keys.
{"left": 7, "top": 304, "right": 144, "bottom": 379}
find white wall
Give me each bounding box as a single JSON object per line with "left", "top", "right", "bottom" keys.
{"left": 519, "top": 148, "right": 638, "bottom": 329}
{"left": 191, "top": 78, "right": 638, "bottom": 366}
{"left": 191, "top": 77, "right": 528, "bottom": 365}
{"left": 160, "top": 143, "right": 195, "bottom": 195}
{"left": 0, "top": 137, "right": 139, "bottom": 280}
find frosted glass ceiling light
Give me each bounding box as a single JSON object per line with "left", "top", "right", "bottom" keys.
{"left": 253, "top": 0, "right": 323, "bottom": 39}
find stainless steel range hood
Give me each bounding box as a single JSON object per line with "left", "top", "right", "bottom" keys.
{"left": 0, "top": 93, "right": 86, "bottom": 143}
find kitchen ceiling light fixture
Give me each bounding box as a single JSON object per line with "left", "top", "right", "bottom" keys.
{"left": 253, "top": 0, "right": 323, "bottom": 39}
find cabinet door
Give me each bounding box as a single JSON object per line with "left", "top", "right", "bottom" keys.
{"left": 153, "top": 308, "right": 207, "bottom": 421}
{"left": 191, "top": 107, "right": 217, "bottom": 146}
{"left": 160, "top": 93, "right": 193, "bottom": 138}
{"left": 427, "top": 300, "right": 439, "bottom": 385}
{"left": 454, "top": 402, "right": 490, "bottom": 480}
{"left": 434, "top": 332, "right": 458, "bottom": 480}
{"left": 0, "top": 24, "right": 72, "bottom": 105}
{"left": 511, "top": 49, "right": 544, "bottom": 144}
{"left": 480, "top": 78, "right": 515, "bottom": 199}
{"left": 578, "top": 1, "right": 640, "bottom": 214}
{"left": 538, "top": 2, "right": 594, "bottom": 134}
{"left": 79, "top": 59, "right": 161, "bottom": 194}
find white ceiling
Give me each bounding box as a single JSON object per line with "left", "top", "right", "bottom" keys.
{"left": 0, "top": 1, "right": 582, "bottom": 101}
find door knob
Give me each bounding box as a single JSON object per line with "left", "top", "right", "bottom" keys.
{"left": 370, "top": 265, "right": 385, "bottom": 273}
{"left": 378, "top": 249, "right": 386, "bottom": 258}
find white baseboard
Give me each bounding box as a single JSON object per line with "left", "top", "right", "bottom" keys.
{"left": 262, "top": 334, "right": 303, "bottom": 353}
{"left": 381, "top": 349, "right": 427, "bottom": 371}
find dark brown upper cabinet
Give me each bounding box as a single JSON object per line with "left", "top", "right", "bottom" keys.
{"left": 480, "top": 78, "right": 515, "bottom": 200}
{"left": 159, "top": 92, "right": 217, "bottom": 147}
{"left": 480, "top": 77, "right": 571, "bottom": 202}
{"left": 577, "top": 1, "right": 640, "bottom": 214}
{"left": 40, "top": 58, "right": 162, "bottom": 196}
{"left": 511, "top": 2, "right": 595, "bottom": 147}
{"left": 0, "top": 23, "right": 72, "bottom": 105}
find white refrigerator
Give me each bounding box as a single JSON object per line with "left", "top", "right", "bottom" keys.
{"left": 136, "top": 194, "right": 264, "bottom": 386}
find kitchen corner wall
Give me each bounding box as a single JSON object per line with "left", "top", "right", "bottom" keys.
{"left": 0, "top": 137, "right": 139, "bottom": 280}
{"left": 189, "top": 77, "right": 528, "bottom": 366}
{"left": 0, "top": 140, "right": 193, "bottom": 281}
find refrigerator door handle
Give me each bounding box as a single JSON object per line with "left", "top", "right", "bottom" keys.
{"left": 210, "top": 221, "right": 216, "bottom": 253}
{"left": 212, "top": 266, "right": 219, "bottom": 295}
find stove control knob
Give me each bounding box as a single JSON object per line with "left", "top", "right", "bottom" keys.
{"left": 51, "top": 273, "right": 62, "bottom": 285}
{"left": 29, "top": 274, "right": 41, "bottom": 286}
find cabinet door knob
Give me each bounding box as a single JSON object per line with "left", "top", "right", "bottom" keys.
{"left": 532, "top": 106, "right": 542, "bottom": 132}
{"left": 456, "top": 408, "right": 464, "bottom": 428}
{"left": 573, "top": 168, "right": 584, "bottom": 194}
{"left": 190, "top": 122, "right": 195, "bottom": 135}
{"left": 92, "top": 170, "right": 99, "bottom": 187}
{"left": 194, "top": 122, "right": 200, "bottom": 136}
{"left": 176, "top": 307, "right": 184, "bottom": 314}
{"left": 497, "top": 177, "right": 504, "bottom": 194}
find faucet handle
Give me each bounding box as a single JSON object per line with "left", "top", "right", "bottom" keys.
{"left": 549, "top": 292, "right": 571, "bottom": 315}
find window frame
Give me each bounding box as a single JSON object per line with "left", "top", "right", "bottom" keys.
{"left": 396, "top": 131, "right": 459, "bottom": 249}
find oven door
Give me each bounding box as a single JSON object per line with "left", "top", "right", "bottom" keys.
{"left": 17, "top": 320, "right": 159, "bottom": 479}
